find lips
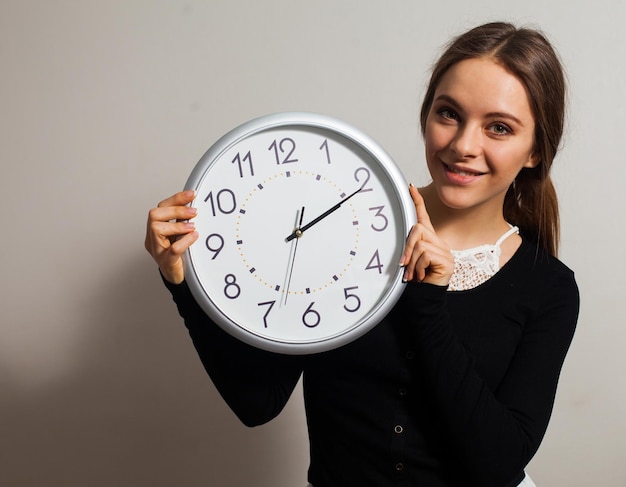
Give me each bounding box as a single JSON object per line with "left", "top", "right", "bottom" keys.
{"left": 444, "top": 163, "right": 486, "bottom": 177}
{"left": 441, "top": 162, "right": 486, "bottom": 185}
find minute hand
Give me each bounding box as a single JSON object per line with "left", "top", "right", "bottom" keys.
{"left": 284, "top": 187, "right": 362, "bottom": 242}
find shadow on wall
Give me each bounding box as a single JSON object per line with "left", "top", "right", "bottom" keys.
{"left": 1, "top": 253, "right": 307, "bottom": 487}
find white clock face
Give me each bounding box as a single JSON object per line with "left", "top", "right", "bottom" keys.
{"left": 184, "top": 113, "right": 415, "bottom": 354}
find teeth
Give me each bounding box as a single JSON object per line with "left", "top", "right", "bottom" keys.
{"left": 447, "top": 164, "right": 481, "bottom": 177}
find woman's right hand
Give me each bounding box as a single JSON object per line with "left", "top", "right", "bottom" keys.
{"left": 145, "top": 190, "right": 199, "bottom": 284}
{"left": 400, "top": 184, "right": 454, "bottom": 287}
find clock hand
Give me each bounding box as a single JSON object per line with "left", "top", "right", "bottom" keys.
{"left": 284, "top": 187, "right": 362, "bottom": 242}
{"left": 283, "top": 207, "right": 305, "bottom": 305}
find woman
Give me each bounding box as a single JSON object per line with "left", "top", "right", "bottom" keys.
{"left": 145, "top": 22, "right": 579, "bottom": 487}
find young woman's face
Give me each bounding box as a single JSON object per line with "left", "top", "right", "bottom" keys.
{"left": 424, "top": 57, "right": 538, "bottom": 213}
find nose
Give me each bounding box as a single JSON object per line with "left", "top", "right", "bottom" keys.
{"left": 450, "top": 123, "right": 482, "bottom": 159}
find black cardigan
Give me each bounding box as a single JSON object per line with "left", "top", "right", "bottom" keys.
{"left": 164, "top": 238, "right": 579, "bottom": 487}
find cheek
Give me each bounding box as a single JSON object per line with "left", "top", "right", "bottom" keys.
{"left": 424, "top": 122, "right": 448, "bottom": 156}
{"left": 488, "top": 144, "right": 535, "bottom": 175}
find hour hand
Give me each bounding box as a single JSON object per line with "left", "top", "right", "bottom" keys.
{"left": 284, "top": 187, "right": 361, "bottom": 242}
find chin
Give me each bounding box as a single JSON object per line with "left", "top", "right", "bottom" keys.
{"left": 433, "top": 185, "right": 475, "bottom": 210}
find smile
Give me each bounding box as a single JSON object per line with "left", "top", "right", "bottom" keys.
{"left": 441, "top": 162, "right": 486, "bottom": 185}
{"left": 444, "top": 163, "right": 486, "bottom": 177}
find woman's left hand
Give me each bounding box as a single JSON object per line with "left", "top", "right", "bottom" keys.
{"left": 400, "top": 184, "right": 454, "bottom": 286}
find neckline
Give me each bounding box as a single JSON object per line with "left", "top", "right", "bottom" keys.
{"left": 447, "top": 237, "right": 528, "bottom": 293}
{"left": 450, "top": 225, "right": 519, "bottom": 254}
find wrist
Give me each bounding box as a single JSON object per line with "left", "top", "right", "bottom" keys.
{"left": 160, "top": 267, "right": 184, "bottom": 285}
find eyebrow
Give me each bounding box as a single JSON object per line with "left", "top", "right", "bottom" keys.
{"left": 434, "top": 94, "right": 525, "bottom": 126}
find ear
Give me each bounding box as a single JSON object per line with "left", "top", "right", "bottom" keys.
{"left": 523, "top": 150, "right": 541, "bottom": 169}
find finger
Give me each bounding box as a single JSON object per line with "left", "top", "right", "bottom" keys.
{"left": 145, "top": 190, "right": 198, "bottom": 284}
{"left": 159, "top": 230, "right": 200, "bottom": 284}
{"left": 157, "top": 189, "right": 196, "bottom": 209}
{"left": 409, "top": 184, "right": 434, "bottom": 232}
{"left": 402, "top": 238, "right": 431, "bottom": 282}
{"left": 150, "top": 220, "right": 197, "bottom": 244}
{"left": 403, "top": 240, "right": 452, "bottom": 284}
{"left": 145, "top": 219, "right": 196, "bottom": 258}
{"left": 399, "top": 221, "right": 439, "bottom": 266}
{"left": 148, "top": 204, "right": 197, "bottom": 226}
{"left": 146, "top": 208, "right": 194, "bottom": 247}
{"left": 400, "top": 223, "right": 420, "bottom": 267}
{"left": 167, "top": 229, "right": 200, "bottom": 257}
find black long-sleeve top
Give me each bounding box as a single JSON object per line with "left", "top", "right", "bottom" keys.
{"left": 164, "top": 238, "right": 579, "bottom": 487}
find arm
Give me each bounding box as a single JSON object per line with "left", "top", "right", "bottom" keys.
{"left": 164, "top": 277, "right": 303, "bottom": 427}
{"left": 407, "top": 269, "right": 579, "bottom": 485}
{"left": 146, "top": 191, "right": 303, "bottom": 426}
{"left": 400, "top": 187, "right": 578, "bottom": 484}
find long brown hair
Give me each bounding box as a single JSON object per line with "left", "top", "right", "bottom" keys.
{"left": 420, "top": 22, "right": 566, "bottom": 256}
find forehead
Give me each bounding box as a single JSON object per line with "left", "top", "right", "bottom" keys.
{"left": 434, "top": 58, "right": 534, "bottom": 122}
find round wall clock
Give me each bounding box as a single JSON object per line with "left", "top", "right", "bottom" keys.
{"left": 183, "top": 112, "right": 415, "bottom": 354}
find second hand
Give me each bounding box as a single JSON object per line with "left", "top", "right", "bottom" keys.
{"left": 283, "top": 206, "right": 305, "bottom": 306}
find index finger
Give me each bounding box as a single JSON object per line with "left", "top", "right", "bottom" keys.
{"left": 409, "top": 184, "right": 434, "bottom": 231}
{"left": 157, "top": 189, "right": 196, "bottom": 209}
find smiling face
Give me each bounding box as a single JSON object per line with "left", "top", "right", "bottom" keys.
{"left": 424, "top": 57, "right": 539, "bottom": 216}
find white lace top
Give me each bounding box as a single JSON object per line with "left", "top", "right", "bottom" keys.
{"left": 448, "top": 226, "right": 520, "bottom": 291}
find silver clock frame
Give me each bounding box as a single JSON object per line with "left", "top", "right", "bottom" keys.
{"left": 183, "top": 112, "right": 416, "bottom": 355}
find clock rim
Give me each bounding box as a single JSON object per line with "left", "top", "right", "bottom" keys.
{"left": 183, "top": 111, "right": 416, "bottom": 355}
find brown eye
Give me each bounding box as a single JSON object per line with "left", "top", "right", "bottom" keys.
{"left": 437, "top": 108, "right": 460, "bottom": 121}
{"left": 489, "top": 123, "right": 512, "bottom": 135}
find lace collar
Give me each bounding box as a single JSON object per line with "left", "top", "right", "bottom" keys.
{"left": 448, "top": 226, "right": 519, "bottom": 291}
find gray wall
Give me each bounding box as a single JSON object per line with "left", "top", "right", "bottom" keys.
{"left": 1, "top": 1, "right": 624, "bottom": 485}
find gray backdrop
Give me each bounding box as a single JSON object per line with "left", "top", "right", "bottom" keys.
{"left": 2, "top": 1, "right": 624, "bottom": 485}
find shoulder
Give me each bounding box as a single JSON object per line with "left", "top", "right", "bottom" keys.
{"left": 512, "top": 239, "right": 580, "bottom": 322}
{"left": 513, "top": 239, "right": 576, "bottom": 281}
